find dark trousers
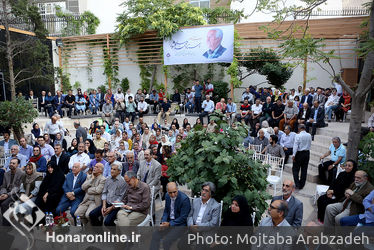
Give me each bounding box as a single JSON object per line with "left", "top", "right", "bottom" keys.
{"left": 152, "top": 101, "right": 158, "bottom": 114}
{"left": 306, "top": 122, "right": 321, "bottom": 136}
{"left": 318, "top": 160, "right": 336, "bottom": 185}
{"left": 65, "top": 104, "right": 74, "bottom": 117}
{"left": 317, "top": 194, "right": 337, "bottom": 222}
{"left": 236, "top": 114, "right": 251, "bottom": 125}
{"left": 126, "top": 112, "right": 136, "bottom": 123}
{"left": 115, "top": 110, "right": 125, "bottom": 123}
{"left": 199, "top": 111, "right": 211, "bottom": 124}
{"left": 0, "top": 194, "right": 17, "bottom": 226}
{"left": 271, "top": 117, "right": 282, "bottom": 127}
{"left": 150, "top": 227, "right": 186, "bottom": 250}
{"left": 284, "top": 148, "right": 293, "bottom": 165}
{"left": 138, "top": 109, "right": 149, "bottom": 118}
{"left": 89, "top": 205, "right": 119, "bottom": 226}
{"left": 292, "top": 150, "right": 310, "bottom": 189}
{"left": 194, "top": 97, "right": 202, "bottom": 113}
{"left": 55, "top": 104, "right": 64, "bottom": 117}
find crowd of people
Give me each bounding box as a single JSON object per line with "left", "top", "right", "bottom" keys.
{"left": 1, "top": 80, "right": 374, "bottom": 230}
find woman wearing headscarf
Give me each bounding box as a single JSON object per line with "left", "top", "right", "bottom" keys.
{"left": 221, "top": 195, "right": 253, "bottom": 226}
{"left": 31, "top": 123, "right": 41, "bottom": 145}
{"left": 335, "top": 90, "right": 351, "bottom": 122}
{"left": 67, "top": 138, "right": 78, "bottom": 156}
{"left": 75, "top": 89, "right": 86, "bottom": 115}
{"left": 29, "top": 146, "right": 47, "bottom": 173}
{"left": 19, "top": 162, "right": 43, "bottom": 201}
{"left": 317, "top": 159, "right": 357, "bottom": 223}
{"left": 35, "top": 162, "right": 65, "bottom": 214}
{"left": 53, "top": 132, "right": 67, "bottom": 152}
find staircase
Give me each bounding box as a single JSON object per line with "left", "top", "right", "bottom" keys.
{"left": 284, "top": 122, "right": 350, "bottom": 183}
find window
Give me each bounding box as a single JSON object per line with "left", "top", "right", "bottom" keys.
{"left": 190, "top": 0, "right": 210, "bottom": 8}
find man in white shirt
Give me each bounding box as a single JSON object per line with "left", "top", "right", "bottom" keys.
{"left": 249, "top": 98, "right": 262, "bottom": 129}
{"left": 68, "top": 142, "right": 91, "bottom": 172}
{"left": 280, "top": 125, "right": 296, "bottom": 164}
{"left": 114, "top": 88, "right": 125, "bottom": 103}
{"left": 4, "top": 145, "right": 27, "bottom": 171}
{"left": 324, "top": 88, "right": 340, "bottom": 122}
{"left": 100, "top": 126, "right": 111, "bottom": 142}
{"left": 242, "top": 88, "right": 254, "bottom": 104}
{"left": 125, "top": 89, "right": 134, "bottom": 103}
{"left": 43, "top": 115, "right": 65, "bottom": 141}
{"left": 137, "top": 96, "right": 148, "bottom": 117}
{"left": 199, "top": 95, "right": 215, "bottom": 125}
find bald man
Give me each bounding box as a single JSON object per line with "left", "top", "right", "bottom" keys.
{"left": 324, "top": 170, "right": 374, "bottom": 226}
{"left": 203, "top": 28, "right": 227, "bottom": 59}
{"left": 75, "top": 163, "right": 106, "bottom": 225}
{"left": 271, "top": 179, "right": 303, "bottom": 227}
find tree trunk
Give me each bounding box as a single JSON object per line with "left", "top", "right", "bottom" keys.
{"left": 149, "top": 64, "right": 157, "bottom": 93}
{"left": 346, "top": 96, "right": 365, "bottom": 160}
{"left": 12, "top": 124, "right": 24, "bottom": 143}
{"left": 2, "top": 0, "right": 16, "bottom": 101}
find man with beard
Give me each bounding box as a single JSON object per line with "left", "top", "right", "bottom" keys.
{"left": 271, "top": 179, "right": 303, "bottom": 227}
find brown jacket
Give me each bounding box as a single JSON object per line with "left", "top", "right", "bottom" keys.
{"left": 80, "top": 174, "right": 106, "bottom": 206}
{"left": 0, "top": 168, "right": 25, "bottom": 196}
{"left": 340, "top": 181, "right": 374, "bottom": 216}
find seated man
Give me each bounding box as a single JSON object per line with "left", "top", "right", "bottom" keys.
{"left": 125, "top": 96, "right": 137, "bottom": 123}
{"left": 306, "top": 100, "right": 325, "bottom": 141}
{"left": 93, "top": 131, "right": 107, "bottom": 150}
{"left": 117, "top": 170, "right": 150, "bottom": 226}
{"left": 270, "top": 98, "right": 285, "bottom": 128}
{"left": 259, "top": 199, "right": 290, "bottom": 226}
{"left": 0, "top": 131, "right": 18, "bottom": 155}
{"left": 54, "top": 91, "right": 65, "bottom": 117}
{"left": 4, "top": 145, "right": 27, "bottom": 171}
{"left": 249, "top": 99, "right": 262, "bottom": 130}
{"left": 157, "top": 97, "right": 171, "bottom": 124}
{"left": 89, "top": 90, "right": 99, "bottom": 115}
{"left": 151, "top": 182, "right": 191, "bottom": 250}
{"left": 0, "top": 158, "right": 25, "bottom": 225}
{"left": 271, "top": 179, "right": 303, "bottom": 227}
{"left": 279, "top": 100, "right": 298, "bottom": 131}
{"left": 324, "top": 170, "right": 374, "bottom": 226}
{"left": 121, "top": 151, "right": 139, "bottom": 176}
{"left": 297, "top": 103, "right": 311, "bottom": 126}
{"left": 68, "top": 143, "right": 91, "bottom": 173}
{"left": 37, "top": 136, "right": 54, "bottom": 161}
{"left": 137, "top": 149, "right": 161, "bottom": 194}
{"left": 185, "top": 88, "right": 195, "bottom": 113}
{"left": 74, "top": 163, "right": 106, "bottom": 225}
{"left": 137, "top": 96, "right": 149, "bottom": 117}
{"left": 235, "top": 99, "right": 251, "bottom": 125}
{"left": 187, "top": 182, "right": 220, "bottom": 227}
{"left": 261, "top": 135, "right": 285, "bottom": 158}
{"left": 56, "top": 162, "right": 87, "bottom": 218}
{"left": 18, "top": 137, "right": 33, "bottom": 159}
{"left": 50, "top": 144, "right": 70, "bottom": 174}
{"left": 199, "top": 95, "right": 215, "bottom": 125}
{"left": 318, "top": 137, "right": 346, "bottom": 185}
{"left": 89, "top": 162, "right": 126, "bottom": 226}
{"left": 225, "top": 98, "right": 236, "bottom": 125}
{"left": 340, "top": 189, "right": 374, "bottom": 226}
{"left": 101, "top": 99, "right": 114, "bottom": 124}
{"left": 252, "top": 129, "right": 269, "bottom": 151}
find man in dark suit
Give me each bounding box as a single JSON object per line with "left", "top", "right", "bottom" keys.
{"left": 56, "top": 162, "right": 87, "bottom": 217}
{"left": 96, "top": 88, "right": 105, "bottom": 111}
{"left": 151, "top": 182, "right": 191, "bottom": 250}
{"left": 271, "top": 179, "right": 303, "bottom": 227}
{"left": 54, "top": 91, "right": 65, "bottom": 117}
{"left": 306, "top": 100, "right": 325, "bottom": 140}
{"left": 300, "top": 88, "right": 313, "bottom": 107}
{"left": 50, "top": 144, "right": 70, "bottom": 174}
{"left": 121, "top": 151, "right": 139, "bottom": 176}
{"left": 203, "top": 28, "right": 226, "bottom": 59}
{"left": 297, "top": 103, "right": 311, "bottom": 126}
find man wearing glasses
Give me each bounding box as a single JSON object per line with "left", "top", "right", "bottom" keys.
{"left": 318, "top": 137, "right": 346, "bottom": 185}
{"left": 260, "top": 199, "right": 290, "bottom": 226}
{"left": 271, "top": 180, "right": 303, "bottom": 227}
{"left": 187, "top": 182, "right": 220, "bottom": 227}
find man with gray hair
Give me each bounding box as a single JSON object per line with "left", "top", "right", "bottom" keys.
{"left": 4, "top": 145, "right": 27, "bottom": 171}
{"left": 324, "top": 170, "right": 374, "bottom": 226}
{"left": 318, "top": 137, "right": 346, "bottom": 185}
{"left": 271, "top": 179, "right": 303, "bottom": 227}
{"left": 89, "top": 161, "right": 126, "bottom": 226}
{"left": 137, "top": 149, "right": 161, "bottom": 194}
{"left": 74, "top": 121, "right": 87, "bottom": 142}
{"left": 260, "top": 200, "right": 290, "bottom": 226}
{"left": 116, "top": 170, "right": 150, "bottom": 226}
{"left": 121, "top": 151, "right": 139, "bottom": 176}
{"left": 203, "top": 28, "right": 226, "bottom": 59}
{"left": 187, "top": 181, "right": 220, "bottom": 227}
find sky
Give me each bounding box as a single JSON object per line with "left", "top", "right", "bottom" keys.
{"left": 85, "top": 0, "right": 124, "bottom": 34}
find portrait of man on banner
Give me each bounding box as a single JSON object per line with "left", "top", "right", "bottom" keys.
{"left": 203, "top": 28, "right": 227, "bottom": 59}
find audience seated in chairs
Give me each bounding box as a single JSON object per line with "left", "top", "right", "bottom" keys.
{"left": 317, "top": 160, "right": 357, "bottom": 223}
{"left": 260, "top": 199, "right": 290, "bottom": 226}
{"left": 262, "top": 135, "right": 285, "bottom": 158}
{"left": 335, "top": 90, "right": 351, "bottom": 122}
{"left": 306, "top": 100, "right": 325, "bottom": 141}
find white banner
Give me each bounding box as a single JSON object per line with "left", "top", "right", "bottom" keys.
{"left": 163, "top": 25, "right": 234, "bottom": 65}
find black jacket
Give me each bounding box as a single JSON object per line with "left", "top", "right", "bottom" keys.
{"left": 50, "top": 152, "right": 71, "bottom": 174}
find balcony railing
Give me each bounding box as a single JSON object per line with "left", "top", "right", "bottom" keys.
{"left": 297, "top": 7, "right": 369, "bottom": 17}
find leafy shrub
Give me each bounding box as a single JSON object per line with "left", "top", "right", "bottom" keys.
{"left": 167, "top": 111, "right": 270, "bottom": 224}
{"left": 359, "top": 132, "right": 374, "bottom": 182}
{"left": 212, "top": 80, "right": 229, "bottom": 103}
{"left": 121, "top": 78, "right": 130, "bottom": 92}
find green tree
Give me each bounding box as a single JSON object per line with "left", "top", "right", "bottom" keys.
{"left": 167, "top": 112, "right": 271, "bottom": 223}
{"left": 0, "top": 0, "right": 54, "bottom": 101}
{"left": 56, "top": 7, "right": 100, "bottom": 36}
{"left": 359, "top": 132, "right": 374, "bottom": 181}
{"left": 0, "top": 97, "right": 38, "bottom": 141}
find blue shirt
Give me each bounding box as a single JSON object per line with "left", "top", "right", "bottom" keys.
{"left": 226, "top": 103, "right": 237, "bottom": 113}
{"left": 202, "top": 100, "right": 214, "bottom": 112}
{"left": 313, "top": 109, "right": 318, "bottom": 121}
{"left": 194, "top": 85, "right": 203, "bottom": 98}
{"left": 19, "top": 145, "right": 33, "bottom": 159}
{"left": 4, "top": 153, "right": 28, "bottom": 171}
{"left": 329, "top": 143, "right": 346, "bottom": 163}
{"left": 359, "top": 190, "right": 374, "bottom": 223}
{"left": 280, "top": 132, "right": 296, "bottom": 149}
{"left": 89, "top": 159, "right": 110, "bottom": 177}
{"left": 149, "top": 93, "right": 158, "bottom": 101}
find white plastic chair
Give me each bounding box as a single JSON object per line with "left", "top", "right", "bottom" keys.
{"left": 0, "top": 158, "right": 5, "bottom": 167}
{"left": 218, "top": 200, "right": 223, "bottom": 226}
{"left": 154, "top": 188, "right": 163, "bottom": 207}
{"left": 249, "top": 143, "right": 262, "bottom": 153}
{"left": 254, "top": 152, "right": 267, "bottom": 163}
{"left": 266, "top": 155, "right": 285, "bottom": 196}
{"left": 138, "top": 186, "right": 155, "bottom": 226}
{"left": 314, "top": 164, "right": 344, "bottom": 204}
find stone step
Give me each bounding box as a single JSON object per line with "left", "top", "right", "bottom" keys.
{"left": 315, "top": 123, "right": 349, "bottom": 140}
{"left": 284, "top": 162, "right": 319, "bottom": 183}
{"left": 310, "top": 141, "right": 330, "bottom": 155}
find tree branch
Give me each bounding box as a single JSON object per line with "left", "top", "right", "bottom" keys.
{"left": 334, "top": 75, "right": 354, "bottom": 96}
{"left": 360, "top": 78, "right": 374, "bottom": 97}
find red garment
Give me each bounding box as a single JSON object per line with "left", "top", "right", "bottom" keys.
{"left": 158, "top": 92, "right": 165, "bottom": 100}
{"left": 161, "top": 164, "right": 169, "bottom": 178}
{"left": 29, "top": 154, "right": 42, "bottom": 163}
{"left": 341, "top": 93, "right": 351, "bottom": 112}
{"left": 215, "top": 102, "right": 227, "bottom": 112}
